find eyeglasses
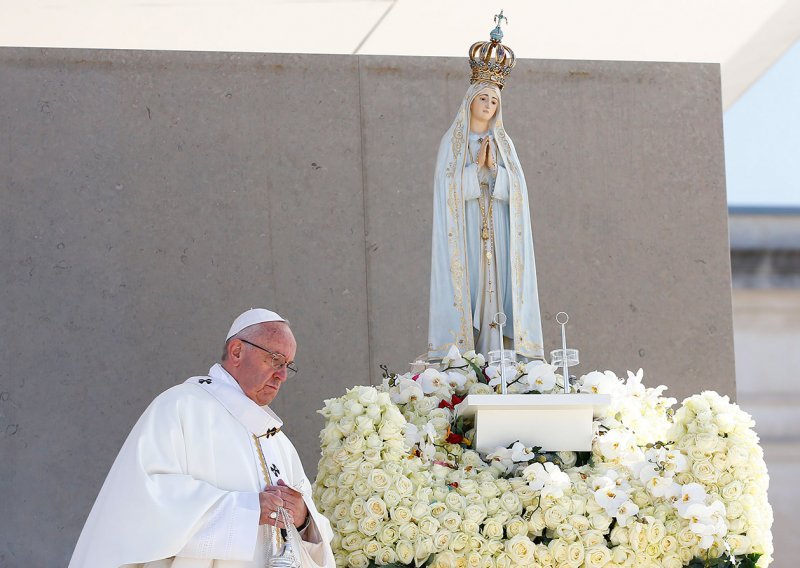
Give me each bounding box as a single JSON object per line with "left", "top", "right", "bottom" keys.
{"left": 238, "top": 339, "right": 298, "bottom": 379}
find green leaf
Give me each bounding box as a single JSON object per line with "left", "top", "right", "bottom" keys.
{"left": 467, "top": 359, "right": 484, "bottom": 379}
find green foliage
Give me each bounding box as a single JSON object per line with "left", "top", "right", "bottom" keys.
{"left": 685, "top": 553, "right": 762, "bottom": 568}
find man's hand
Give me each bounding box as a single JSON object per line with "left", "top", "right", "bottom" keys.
{"left": 258, "top": 480, "right": 309, "bottom": 529}
{"left": 276, "top": 479, "right": 309, "bottom": 529}
{"left": 258, "top": 488, "right": 284, "bottom": 526}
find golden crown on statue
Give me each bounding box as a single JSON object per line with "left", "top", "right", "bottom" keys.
{"left": 469, "top": 10, "right": 516, "bottom": 90}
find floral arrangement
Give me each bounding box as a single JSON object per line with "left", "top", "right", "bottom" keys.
{"left": 312, "top": 347, "right": 773, "bottom": 568}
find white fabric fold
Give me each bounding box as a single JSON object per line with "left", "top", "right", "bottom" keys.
{"left": 69, "top": 365, "right": 335, "bottom": 568}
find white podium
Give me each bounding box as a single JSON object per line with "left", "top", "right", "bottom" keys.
{"left": 455, "top": 394, "right": 611, "bottom": 453}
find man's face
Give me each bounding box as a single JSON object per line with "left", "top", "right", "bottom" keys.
{"left": 226, "top": 324, "right": 297, "bottom": 406}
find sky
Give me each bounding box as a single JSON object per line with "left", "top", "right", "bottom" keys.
{"left": 724, "top": 40, "right": 800, "bottom": 207}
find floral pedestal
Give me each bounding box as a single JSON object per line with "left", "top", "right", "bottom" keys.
{"left": 456, "top": 393, "right": 610, "bottom": 453}
{"left": 312, "top": 348, "right": 773, "bottom": 568}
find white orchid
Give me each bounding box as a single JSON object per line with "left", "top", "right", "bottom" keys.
{"left": 522, "top": 461, "right": 570, "bottom": 497}
{"left": 486, "top": 365, "right": 518, "bottom": 388}
{"left": 416, "top": 368, "right": 451, "bottom": 396}
{"left": 676, "top": 483, "right": 707, "bottom": 518}
{"left": 579, "top": 370, "right": 624, "bottom": 395}
{"left": 523, "top": 361, "right": 558, "bottom": 392}
{"left": 615, "top": 499, "right": 640, "bottom": 527}
{"left": 684, "top": 500, "right": 728, "bottom": 549}
{"left": 486, "top": 446, "right": 515, "bottom": 474}
{"left": 442, "top": 345, "right": 467, "bottom": 368}
{"left": 390, "top": 377, "right": 425, "bottom": 404}
{"left": 403, "top": 422, "right": 421, "bottom": 447}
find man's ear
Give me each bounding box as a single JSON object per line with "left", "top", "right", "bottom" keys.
{"left": 228, "top": 340, "right": 243, "bottom": 366}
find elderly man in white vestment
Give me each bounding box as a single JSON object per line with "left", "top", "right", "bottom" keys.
{"left": 69, "top": 309, "right": 336, "bottom": 568}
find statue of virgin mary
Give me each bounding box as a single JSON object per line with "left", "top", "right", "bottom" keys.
{"left": 428, "top": 16, "right": 545, "bottom": 361}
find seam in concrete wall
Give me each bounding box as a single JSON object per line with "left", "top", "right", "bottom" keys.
{"left": 357, "top": 55, "right": 375, "bottom": 385}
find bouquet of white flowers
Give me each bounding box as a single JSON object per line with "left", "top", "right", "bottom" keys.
{"left": 313, "top": 347, "right": 773, "bottom": 568}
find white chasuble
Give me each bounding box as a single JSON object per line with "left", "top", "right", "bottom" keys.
{"left": 69, "top": 364, "right": 335, "bottom": 568}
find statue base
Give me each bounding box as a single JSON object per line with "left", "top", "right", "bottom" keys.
{"left": 455, "top": 394, "right": 611, "bottom": 453}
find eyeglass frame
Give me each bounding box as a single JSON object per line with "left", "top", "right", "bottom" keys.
{"left": 237, "top": 338, "right": 298, "bottom": 378}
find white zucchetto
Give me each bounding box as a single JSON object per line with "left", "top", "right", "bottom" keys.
{"left": 225, "top": 308, "right": 286, "bottom": 341}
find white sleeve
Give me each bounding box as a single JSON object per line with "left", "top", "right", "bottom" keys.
{"left": 177, "top": 490, "right": 261, "bottom": 559}
{"left": 493, "top": 165, "right": 509, "bottom": 201}
{"left": 463, "top": 163, "right": 481, "bottom": 201}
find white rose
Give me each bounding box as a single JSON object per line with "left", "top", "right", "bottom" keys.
{"left": 362, "top": 538, "right": 381, "bottom": 556}
{"left": 368, "top": 469, "right": 391, "bottom": 493}
{"left": 445, "top": 491, "right": 467, "bottom": 512}
{"left": 391, "top": 505, "right": 412, "bottom": 524}
{"left": 378, "top": 522, "right": 398, "bottom": 545}
{"left": 358, "top": 516, "right": 380, "bottom": 536}
{"left": 479, "top": 481, "right": 500, "bottom": 499}
{"left": 647, "top": 520, "right": 666, "bottom": 544}
{"left": 395, "top": 539, "right": 414, "bottom": 564}
{"left": 343, "top": 434, "right": 366, "bottom": 454}
{"left": 506, "top": 535, "right": 536, "bottom": 564}
{"left": 499, "top": 491, "right": 522, "bottom": 515}
{"left": 375, "top": 546, "right": 397, "bottom": 564}
{"left": 721, "top": 480, "right": 744, "bottom": 501}
{"left": 466, "top": 551, "right": 482, "bottom": 568}
{"left": 461, "top": 519, "right": 480, "bottom": 535}
{"left": 383, "top": 489, "right": 401, "bottom": 508}
{"left": 662, "top": 553, "right": 683, "bottom": 568}
{"left": 527, "top": 508, "right": 547, "bottom": 534}
{"left": 660, "top": 535, "right": 678, "bottom": 554}
{"left": 506, "top": 516, "right": 528, "bottom": 538}
{"left": 449, "top": 531, "right": 470, "bottom": 552}
{"left": 344, "top": 399, "right": 365, "bottom": 417}
{"left": 555, "top": 523, "right": 579, "bottom": 543}
{"left": 566, "top": 541, "right": 585, "bottom": 568}
{"left": 482, "top": 518, "right": 504, "bottom": 540}
{"left": 431, "top": 550, "right": 457, "bottom": 568}
{"left": 585, "top": 546, "right": 611, "bottom": 568}
{"left": 464, "top": 503, "right": 488, "bottom": 523}
{"left": 548, "top": 538, "right": 569, "bottom": 565}
{"left": 726, "top": 534, "right": 751, "bottom": 555}
{"left": 441, "top": 511, "right": 462, "bottom": 532}
{"left": 419, "top": 516, "right": 440, "bottom": 536}
{"left": 494, "top": 552, "right": 513, "bottom": 568}
{"left": 398, "top": 522, "right": 418, "bottom": 541}
{"left": 432, "top": 529, "right": 452, "bottom": 550}
{"left": 366, "top": 496, "right": 387, "bottom": 518}
{"left": 411, "top": 500, "right": 429, "bottom": 519}
{"left": 469, "top": 382, "right": 494, "bottom": 395}
{"left": 583, "top": 530, "right": 605, "bottom": 548}
{"left": 455, "top": 478, "right": 478, "bottom": 497}
{"left": 349, "top": 498, "right": 367, "bottom": 519}
{"left": 353, "top": 479, "right": 372, "bottom": 497}
{"left": 394, "top": 475, "right": 414, "bottom": 496}
{"left": 346, "top": 551, "right": 369, "bottom": 568}
{"left": 543, "top": 504, "right": 568, "bottom": 528}
{"left": 692, "top": 460, "right": 719, "bottom": 484}
{"left": 341, "top": 532, "right": 366, "bottom": 551}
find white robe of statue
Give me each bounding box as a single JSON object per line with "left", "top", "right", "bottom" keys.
{"left": 428, "top": 82, "right": 545, "bottom": 360}
{"left": 69, "top": 364, "right": 335, "bottom": 568}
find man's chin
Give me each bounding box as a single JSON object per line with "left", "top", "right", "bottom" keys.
{"left": 256, "top": 388, "right": 279, "bottom": 406}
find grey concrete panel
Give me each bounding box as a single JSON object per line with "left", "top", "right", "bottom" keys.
{"left": 0, "top": 48, "right": 368, "bottom": 565}
{"left": 360, "top": 56, "right": 735, "bottom": 403}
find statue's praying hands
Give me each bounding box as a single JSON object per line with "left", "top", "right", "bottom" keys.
{"left": 476, "top": 135, "right": 496, "bottom": 170}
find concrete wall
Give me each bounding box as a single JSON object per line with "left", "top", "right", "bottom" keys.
{"left": 0, "top": 47, "right": 734, "bottom": 565}
{"left": 732, "top": 288, "right": 800, "bottom": 568}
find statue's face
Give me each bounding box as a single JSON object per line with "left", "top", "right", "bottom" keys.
{"left": 470, "top": 88, "right": 500, "bottom": 122}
